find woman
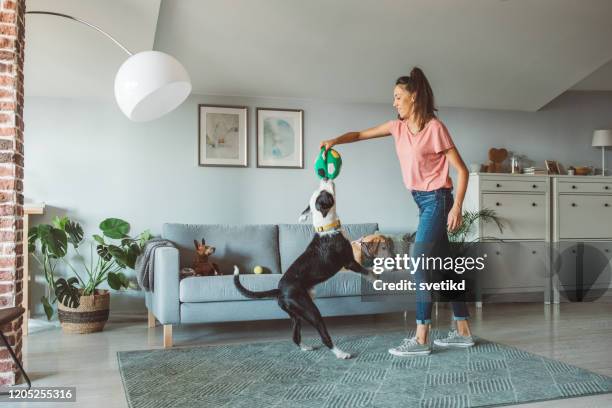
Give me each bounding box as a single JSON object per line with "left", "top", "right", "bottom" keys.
{"left": 320, "top": 67, "right": 474, "bottom": 356}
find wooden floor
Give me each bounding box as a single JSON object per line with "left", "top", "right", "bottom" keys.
{"left": 4, "top": 302, "right": 612, "bottom": 407}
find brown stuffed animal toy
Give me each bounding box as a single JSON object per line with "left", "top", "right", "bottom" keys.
{"left": 351, "top": 234, "right": 394, "bottom": 266}
{"left": 193, "top": 238, "right": 221, "bottom": 276}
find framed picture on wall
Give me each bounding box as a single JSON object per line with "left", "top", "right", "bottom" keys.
{"left": 256, "top": 108, "right": 304, "bottom": 168}
{"left": 198, "top": 104, "right": 248, "bottom": 167}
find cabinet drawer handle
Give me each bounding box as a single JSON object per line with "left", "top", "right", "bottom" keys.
{"left": 531, "top": 202, "right": 537, "bottom": 207}
{"left": 532, "top": 184, "right": 537, "bottom": 188}
{"left": 496, "top": 183, "right": 501, "bottom": 188}
{"left": 571, "top": 203, "right": 577, "bottom": 207}
{"left": 605, "top": 186, "right": 610, "bottom": 190}
{"left": 605, "top": 249, "right": 610, "bottom": 253}
{"left": 571, "top": 185, "right": 577, "bottom": 189}
{"left": 495, "top": 202, "right": 501, "bottom": 206}
{"left": 605, "top": 203, "right": 610, "bottom": 207}
{"left": 532, "top": 250, "right": 537, "bottom": 254}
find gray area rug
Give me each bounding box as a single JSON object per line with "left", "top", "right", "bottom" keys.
{"left": 117, "top": 330, "right": 612, "bottom": 408}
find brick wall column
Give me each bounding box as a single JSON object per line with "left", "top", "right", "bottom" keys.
{"left": 0, "top": 0, "right": 24, "bottom": 387}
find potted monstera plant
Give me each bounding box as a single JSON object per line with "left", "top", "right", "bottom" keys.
{"left": 28, "top": 216, "right": 151, "bottom": 333}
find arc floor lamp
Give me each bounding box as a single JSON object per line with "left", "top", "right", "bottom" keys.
{"left": 0, "top": 10, "right": 192, "bottom": 393}
{"left": 26, "top": 11, "right": 192, "bottom": 121}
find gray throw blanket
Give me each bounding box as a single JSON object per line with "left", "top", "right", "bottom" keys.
{"left": 135, "top": 238, "right": 176, "bottom": 292}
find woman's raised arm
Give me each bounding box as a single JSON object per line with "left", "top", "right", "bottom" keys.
{"left": 320, "top": 120, "right": 394, "bottom": 151}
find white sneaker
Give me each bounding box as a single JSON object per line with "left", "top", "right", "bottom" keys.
{"left": 433, "top": 329, "right": 475, "bottom": 348}
{"left": 388, "top": 337, "right": 431, "bottom": 356}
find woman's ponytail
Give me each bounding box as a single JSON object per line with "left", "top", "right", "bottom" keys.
{"left": 396, "top": 67, "right": 437, "bottom": 129}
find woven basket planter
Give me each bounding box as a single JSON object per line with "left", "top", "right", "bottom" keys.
{"left": 57, "top": 290, "right": 110, "bottom": 334}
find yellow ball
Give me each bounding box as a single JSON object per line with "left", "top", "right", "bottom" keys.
{"left": 253, "top": 265, "right": 264, "bottom": 274}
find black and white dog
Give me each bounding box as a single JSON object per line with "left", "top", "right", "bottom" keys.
{"left": 233, "top": 178, "right": 375, "bottom": 359}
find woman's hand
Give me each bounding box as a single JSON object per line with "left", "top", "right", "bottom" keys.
{"left": 319, "top": 139, "right": 336, "bottom": 155}
{"left": 447, "top": 205, "right": 463, "bottom": 232}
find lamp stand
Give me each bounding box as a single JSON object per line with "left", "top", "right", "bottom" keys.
{"left": 26, "top": 11, "right": 133, "bottom": 55}
{"left": 602, "top": 146, "right": 607, "bottom": 176}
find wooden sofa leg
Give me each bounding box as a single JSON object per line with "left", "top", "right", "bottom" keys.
{"left": 163, "top": 324, "right": 173, "bottom": 348}
{"left": 147, "top": 310, "right": 156, "bottom": 328}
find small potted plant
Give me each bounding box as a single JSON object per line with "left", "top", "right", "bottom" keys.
{"left": 403, "top": 209, "right": 504, "bottom": 244}
{"left": 28, "top": 217, "right": 151, "bottom": 333}
{"left": 448, "top": 208, "right": 504, "bottom": 244}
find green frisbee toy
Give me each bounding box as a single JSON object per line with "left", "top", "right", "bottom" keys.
{"left": 315, "top": 147, "right": 342, "bottom": 180}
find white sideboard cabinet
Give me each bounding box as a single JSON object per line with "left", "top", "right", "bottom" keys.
{"left": 465, "top": 173, "right": 612, "bottom": 305}
{"left": 552, "top": 176, "right": 612, "bottom": 303}
{"left": 464, "top": 173, "right": 551, "bottom": 303}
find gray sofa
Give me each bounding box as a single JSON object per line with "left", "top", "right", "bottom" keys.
{"left": 145, "top": 223, "right": 410, "bottom": 347}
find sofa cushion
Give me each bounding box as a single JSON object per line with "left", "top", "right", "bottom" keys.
{"left": 386, "top": 233, "right": 412, "bottom": 257}
{"left": 180, "top": 274, "right": 281, "bottom": 302}
{"left": 315, "top": 271, "right": 363, "bottom": 298}
{"left": 180, "top": 271, "right": 362, "bottom": 302}
{"left": 162, "top": 224, "right": 281, "bottom": 275}
{"left": 278, "top": 223, "right": 379, "bottom": 272}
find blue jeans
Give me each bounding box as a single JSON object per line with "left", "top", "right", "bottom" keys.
{"left": 411, "top": 187, "right": 469, "bottom": 324}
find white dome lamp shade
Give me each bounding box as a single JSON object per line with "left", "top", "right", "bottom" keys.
{"left": 115, "top": 51, "right": 192, "bottom": 122}
{"left": 27, "top": 11, "right": 192, "bottom": 122}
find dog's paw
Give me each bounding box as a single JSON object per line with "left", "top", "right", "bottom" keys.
{"left": 331, "top": 347, "right": 352, "bottom": 360}
{"left": 298, "top": 214, "right": 309, "bottom": 223}
{"left": 299, "top": 344, "right": 315, "bottom": 351}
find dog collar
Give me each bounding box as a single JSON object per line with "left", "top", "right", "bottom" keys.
{"left": 315, "top": 219, "right": 341, "bottom": 233}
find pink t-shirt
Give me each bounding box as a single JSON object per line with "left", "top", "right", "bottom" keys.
{"left": 389, "top": 118, "right": 455, "bottom": 191}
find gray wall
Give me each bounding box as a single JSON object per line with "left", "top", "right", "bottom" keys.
{"left": 23, "top": 90, "right": 612, "bottom": 316}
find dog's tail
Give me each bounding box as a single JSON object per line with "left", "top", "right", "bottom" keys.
{"left": 233, "top": 266, "right": 280, "bottom": 299}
